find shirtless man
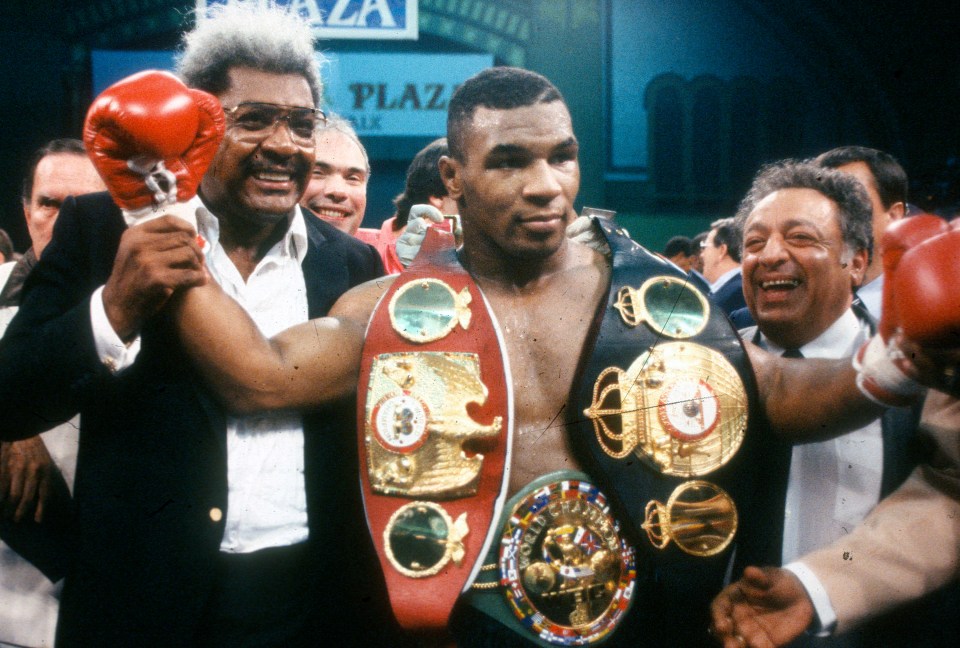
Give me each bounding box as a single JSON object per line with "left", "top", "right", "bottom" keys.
{"left": 174, "top": 68, "right": 886, "bottom": 646}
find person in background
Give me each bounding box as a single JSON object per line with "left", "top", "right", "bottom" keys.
{"left": 662, "top": 234, "right": 695, "bottom": 271}
{"left": 814, "top": 146, "right": 907, "bottom": 320}
{"left": 1, "top": 137, "right": 104, "bottom": 648}
{"left": 703, "top": 216, "right": 748, "bottom": 316}
{"left": 299, "top": 114, "right": 369, "bottom": 237}
{"left": 359, "top": 137, "right": 457, "bottom": 273}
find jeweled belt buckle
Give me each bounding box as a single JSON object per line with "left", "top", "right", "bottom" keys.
{"left": 498, "top": 476, "right": 636, "bottom": 645}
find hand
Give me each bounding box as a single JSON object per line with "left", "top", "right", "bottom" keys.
{"left": 710, "top": 567, "right": 814, "bottom": 648}
{"left": 0, "top": 436, "right": 56, "bottom": 523}
{"left": 565, "top": 215, "right": 611, "bottom": 256}
{"left": 102, "top": 215, "right": 207, "bottom": 341}
{"left": 396, "top": 204, "right": 461, "bottom": 267}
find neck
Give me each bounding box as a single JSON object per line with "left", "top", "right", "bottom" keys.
{"left": 217, "top": 211, "right": 292, "bottom": 282}
{"left": 460, "top": 239, "right": 572, "bottom": 292}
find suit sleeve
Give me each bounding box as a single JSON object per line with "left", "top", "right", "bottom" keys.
{"left": 801, "top": 390, "right": 960, "bottom": 632}
{"left": 0, "top": 193, "right": 122, "bottom": 439}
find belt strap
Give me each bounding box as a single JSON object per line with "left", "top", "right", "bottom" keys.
{"left": 358, "top": 228, "right": 512, "bottom": 633}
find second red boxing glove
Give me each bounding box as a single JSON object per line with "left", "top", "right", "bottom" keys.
{"left": 893, "top": 228, "right": 960, "bottom": 347}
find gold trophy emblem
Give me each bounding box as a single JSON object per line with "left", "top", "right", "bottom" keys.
{"left": 583, "top": 341, "right": 747, "bottom": 476}
{"left": 365, "top": 352, "right": 502, "bottom": 498}
{"left": 642, "top": 480, "right": 738, "bottom": 557}
{"left": 613, "top": 276, "right": 710, "bottom": 338}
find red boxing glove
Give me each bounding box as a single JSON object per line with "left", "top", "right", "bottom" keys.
{"left": 877, "top": 214, "right": 949, "bottom": 339}
{"left": 84, "top": 70, "right": 225, "bottom": 223}
{"left": 894, "top": 229, "right": 960, "bottom": 346}
{"left": 853, "top": 215, "right": 949, "bottom": 406}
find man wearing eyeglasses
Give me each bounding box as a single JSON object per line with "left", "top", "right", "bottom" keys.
{"left": 0, "top": 4, "right": 384, "bottom": 647}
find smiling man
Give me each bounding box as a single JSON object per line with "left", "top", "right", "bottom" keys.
{"left": 300, "top": 114, "right": 369, "bottom": 235}
{"left": 0, "top": 3, "right": 383, "bottom": 646}
{"left": 735, "top": 161, "right": 929, "bottom": 647}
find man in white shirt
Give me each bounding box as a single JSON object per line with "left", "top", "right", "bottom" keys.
{"left": 0, "top": 4, "right": 385, "bottom": 646}
{"left": 814, "top": 146, "right": 908, "bottom": 320}
{"left": 726, "top": 160, "right": 944, "bottom": 647}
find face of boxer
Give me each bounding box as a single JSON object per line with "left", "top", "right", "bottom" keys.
{"left": 741, "top": 187, "right": 867, "bottom": 348}
{"left": 23, "top": 153, "right": 104, "bottom": 257}
{"left": 202, "top": 66, "right": 316, "bottom": 229}
{"left": 441, "top": 101, "right": 580, "bottom": 262}
{"left": 300, "top": 129, "right": 368, "bottom": 235}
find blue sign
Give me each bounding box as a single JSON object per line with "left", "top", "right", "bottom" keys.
{"left": 90, "top": 50, "right": 492, "bottom": 138}
{"left": 197, "top": 0, "right": 418, "bottom": 40}
{"left": 323, "top": 53, "right": 493, "bottom": 136}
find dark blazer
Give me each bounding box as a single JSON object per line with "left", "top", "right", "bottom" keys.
{"left": 709, "top": 270, "right": 748, "bottom": 316}
{"left": 0, "top": 192, "right": 385, "bottom": 646}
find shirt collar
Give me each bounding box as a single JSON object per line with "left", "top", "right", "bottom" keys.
{"left": 193, "top": 196, "right": 309, "bottom": 265}
{"left": 761, "top": 307, "right": 866, "bottom": 359}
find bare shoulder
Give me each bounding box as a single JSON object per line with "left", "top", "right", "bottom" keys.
{"left": 329, "top": 273, "right": 399, "bottom": 325}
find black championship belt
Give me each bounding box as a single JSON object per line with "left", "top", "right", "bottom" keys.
{"left": 572, "top": 218, "right": 764, "bottom": 589}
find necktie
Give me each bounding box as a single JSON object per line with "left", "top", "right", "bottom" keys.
{"left": 782, "top": 348, "right": 803, "bottom": 358}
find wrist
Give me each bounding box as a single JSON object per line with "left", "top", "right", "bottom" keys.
{"left": 853, "top": 334, "right": 925, "bottom": 407}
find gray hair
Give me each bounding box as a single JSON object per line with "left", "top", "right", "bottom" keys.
{"left": 317, "top": 113, "right": 369, "bottom": 174}
{"left": 176, "top": 1, "right": 323, "bottom": 107}
{"left": 735, "top": 160, "right": 874, "bottom": 264}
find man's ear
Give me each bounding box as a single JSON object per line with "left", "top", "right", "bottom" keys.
{"left": 438, "top": 155, "right": 463, "bottom": 200}
{"left": 848, "top": 247, "right": 869, "bottom": 287}
{"left": 889, "top": 201, "right": 906, "bottom": 222}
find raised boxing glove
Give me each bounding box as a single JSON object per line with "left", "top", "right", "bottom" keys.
{"left": 854, "top": 214, "right": 949, "bottom": 405}
{"left": 84, "top": 70, "right": 225, "bottom": 227}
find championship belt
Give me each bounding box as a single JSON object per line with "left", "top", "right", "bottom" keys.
{"left": 573, "top": 218, "right": 756, "bottom": 568}
{"left": 466, "top": 472, "right": 636, "bottom": 646}
{"left": 358, "top": 228, "right": 512, "bottom": 633}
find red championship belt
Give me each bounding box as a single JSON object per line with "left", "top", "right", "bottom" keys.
{"left": 358, "top": 228, "right": 512, "bottom": 633}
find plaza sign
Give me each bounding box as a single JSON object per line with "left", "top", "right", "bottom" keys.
{"left": 196, "top": 0, "right": 418, "bottom": 40}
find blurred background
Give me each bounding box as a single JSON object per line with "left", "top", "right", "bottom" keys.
{"left": 1, "top": 0, "right": 957, "bottom": 252}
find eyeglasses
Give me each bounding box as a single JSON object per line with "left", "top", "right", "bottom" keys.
{"left": 224, "top": 102, "right": 327, "bottom": 145}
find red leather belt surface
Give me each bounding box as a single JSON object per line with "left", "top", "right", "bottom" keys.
{"left": 357, "top": 229, "right": 512, "bottom": 633}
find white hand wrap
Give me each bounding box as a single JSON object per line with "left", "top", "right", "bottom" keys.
{"left": 853, "top": 334, "right": 925, "bottom": 407}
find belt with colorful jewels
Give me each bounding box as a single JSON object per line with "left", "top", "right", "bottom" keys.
{"left": 357, "top": 228, "right": 512, "bottom": 633}
{"left": 465, "top": 472, "right": 636, "bottom": 646}
{"left": 572, "top": 217, "right": 759, "bottom": 569}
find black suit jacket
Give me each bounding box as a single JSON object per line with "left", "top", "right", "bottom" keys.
{"left": 709, "top": 270, "right": 747, "bottom": 316}
{"left": 0, "top": 192, "right": 385, "bottom": 646}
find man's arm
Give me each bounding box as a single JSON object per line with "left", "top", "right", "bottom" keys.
{"left": 746, "top": 342, "right": 886, "bottom": 442}
{"left": 0, "top": 195, "right": 205, "bottom": 440}
{"left": 173, "top": 275, "right": 390, "bottom": 413}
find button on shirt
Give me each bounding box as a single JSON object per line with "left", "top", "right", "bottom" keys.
{"left": 91, "top": 198, "right": 311, "bottom": 554}
{"left": 759, "top": 308, "right": 883, "bottom": 564}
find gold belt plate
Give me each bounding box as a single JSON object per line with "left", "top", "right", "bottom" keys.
{"left": 365, "top": 352, "right": 503, "bottom": 498}
{"left": 583, "top": 341, "right": 747, "bottom": 476}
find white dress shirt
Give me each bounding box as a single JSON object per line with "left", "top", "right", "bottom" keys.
{"left": 856, "top": 274, "right": 883, "bottom": 321}
{"left": 756, "top": 308, "right": 883, "bottom": 564}
{"left": 90, "top": 198, "right": 311, "bottom": 554}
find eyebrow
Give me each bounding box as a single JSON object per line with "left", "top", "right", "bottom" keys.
{"left": 314, "top": 162, "right": 367, "bottom": 176}
{"left": 487, "top": 137, "right": 579, "bottom": 157}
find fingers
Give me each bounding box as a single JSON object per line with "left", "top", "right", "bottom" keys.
{"left": 409, "top": 204, "right": 444, "bottom": 224}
